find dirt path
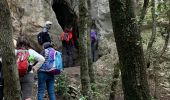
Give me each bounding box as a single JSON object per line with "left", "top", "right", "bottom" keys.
{"left": 64, "top": 66, "right": 81, "bottom": 88}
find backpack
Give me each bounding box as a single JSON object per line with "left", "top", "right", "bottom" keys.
{"left": 37, "top": 32, "right": 51, "bottom": 45}
{"left": 16, "top": 49, "right": 30, "bottom": 77}
{"left": 61, "top": 32, "right": 72, "bottom": 42}
{"left": 37, "top": 32, "right": 44, "bottom": 45}
{"left": 41, "top": 48, "right": 63, "bottom": 75}
{"left": 55, "top": 51, "right": 63, "bottom": 72}
{"left": 63, "top": 32, "right": 69, "bottom": 41}
{"left": 90, "top": 30, "right": 97, "bottom": 43}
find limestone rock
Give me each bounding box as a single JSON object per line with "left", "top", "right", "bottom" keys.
{"left": 7, "top": 0, "right": 62, "bottom": 51}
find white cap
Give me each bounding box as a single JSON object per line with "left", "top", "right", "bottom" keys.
{"left": 45, "top": 21, "right": 52, "bottom": 25}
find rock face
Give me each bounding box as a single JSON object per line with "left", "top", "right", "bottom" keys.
{"left": 91, "top": 0, "right": 113, "bottom": 35}
{"left": 66, "top": 0, "right": 115, "bottom": 57}
{"left": 7, "top": 0, "right": 63, "bottom": 51}
{"left": 89, "top": 0, "right": 116, "bottom": 58}
{"left": 7, "top": 0, "right": 114, "bottom": 54}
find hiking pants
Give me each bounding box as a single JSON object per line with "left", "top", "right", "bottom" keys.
{"left": 38, "top": 72, "right": 56, "bottom": 100}
{"left": 20, "top": 73, "right": 34, "bottom": 100}
{"left": 62, "top": 44, "right": 73, "bottom": 67}
{"left": 91, "top": 42, "right": 96, "bottom": 62}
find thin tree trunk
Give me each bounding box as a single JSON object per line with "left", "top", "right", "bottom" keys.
{"left": 138, "top": 0, "right": 150, "bottom": 26}
{"left": 146, "top": 0, "right": 157, "bottom": 68}
{"left": 109, "top": 0, "right": 151, "bottom": 100}
{"left": 0, "top": 0, "right": 21, "bottom": 100}
{"left": 153, "top": 61, "right": 159, "bottom": 99}
{"left": 79, "top": 0, "right": 92, "bottom": 99}
{"left": 87, "top": 0, "right": 95, "bottom": 91}
{"left": 109, "top": 62, "right": 120, "bottom": 100}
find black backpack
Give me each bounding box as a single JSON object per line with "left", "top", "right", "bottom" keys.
{"left": 37, "top": 32, "right": 44, "bottom": 45}
{"left": 37, "top": 32, "right": 51, "bottom": 45}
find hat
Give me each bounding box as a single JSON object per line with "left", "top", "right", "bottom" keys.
{"left": 45, "top": 21, "right": 52, "bottom": 25}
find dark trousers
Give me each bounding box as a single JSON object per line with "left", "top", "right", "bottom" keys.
{"left": 62, "top": 43, "right": 73, "bottom": 67}
{"left": 91, "top": 42, "right": 97, "bottom": 62}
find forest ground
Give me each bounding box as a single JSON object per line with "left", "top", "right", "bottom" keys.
{"left": 32, "top": 59, "right": 170, "bottom": 100}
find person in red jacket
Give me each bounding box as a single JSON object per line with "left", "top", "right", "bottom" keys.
{"left": 60, "top": 26, "right": 74, "bottom": 67}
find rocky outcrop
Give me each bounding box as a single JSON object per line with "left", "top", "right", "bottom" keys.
{"left": 7, "top": 0, "right": 63, "bottom": 51}
{"left": 91, "top": 0, "right": 113, "bottom": 35}
{"left": 89, "top": 0, "right": 116, "bottom": 58}
{"left": 7, "top": 0, "right": 115, "bottom": 54}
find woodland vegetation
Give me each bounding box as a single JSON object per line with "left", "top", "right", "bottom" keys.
{"left": 0, "top": 0, "right": 170, "bottom": 100}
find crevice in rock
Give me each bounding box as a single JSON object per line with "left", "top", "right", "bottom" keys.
{"left": 52, "top": 0, "right": 75, "bottom": 29}
{"left": 52, "top": 0, "right": 80, "bottom": 66}
{"left": 52, "top": 0, "right": 79, "bottom": 48}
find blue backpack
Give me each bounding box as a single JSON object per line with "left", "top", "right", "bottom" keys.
{"left": 41, "top": 48, "right": 63, "bottom": 75}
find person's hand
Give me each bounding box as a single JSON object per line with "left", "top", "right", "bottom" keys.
{"left": 32, "top": 67, "right": 37, "bottom": 73}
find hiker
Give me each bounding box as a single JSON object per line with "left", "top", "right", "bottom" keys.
{"left": 60, "top": 26, "right": 74, "bottom": 67}
{"left": 15, "top": 35, "right": 45, "bottom": 100}
{"left": 37, "top": 43, "right": 59, "bottom": 100}
{"left": 90, "top": 20, "right": 98, "bottom": 62}
{"left": 0, "top": 58, "right": 3, "bottom": 100}
{"left": 37, "top": 21, "right": 52, "bottom": 48}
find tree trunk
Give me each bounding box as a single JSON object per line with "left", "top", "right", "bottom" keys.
{"left": 87, "top": 0, "right": 95, "bottom": 91}
{"left": 138, "top": 0, "right": 149, "bottom": 26}
{"left": 0, "top": 0, "right": 21, "bottom": 100}
{"left": 146, "top": 0, "right": 157, "bottom": 68}
{"left": 79, "top": 0, "right": 92, "bottom": 99}
{"left": 109, "top": 62, "right": 120, "bottom": 100}
{"left": 109, "top": 0, "right": 151, "bottom": 100}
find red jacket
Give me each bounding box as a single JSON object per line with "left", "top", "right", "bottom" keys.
{"left": 60, "top": 32, "right": 73, "bottom": 42}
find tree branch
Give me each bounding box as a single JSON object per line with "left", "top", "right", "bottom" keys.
{"left": 146, "top": 0, "right": 156, "bottom": 68}
{"left": 138, "top": 0, "right": 150, "bottom": 26}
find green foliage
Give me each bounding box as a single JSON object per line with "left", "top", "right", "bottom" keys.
{"left": 156, "top": 0, "right": 169, "bottom": 21}
{"left": 157, "top": 0, "right": 170, "bottom": 15}
{"left": 79, "top": 96, "right": 87, "bottom": 100}
{"left": 151, "top": 96, "right": 159, "bottom": 100}
{"left": 90, "top": 83, "right": 101, "bottom": 99}
{"left": 137, "top": 0, "right": 170, "bottom": 26}
{"left": 55, "top": 73, "right": 70, "bottom": 95}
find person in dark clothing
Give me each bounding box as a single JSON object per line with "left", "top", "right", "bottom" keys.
{"left": 60, "top": 26, "right": 74, "bottom": 67}
{"left": 90, "top": 29, "right": 97, "bottom": 62}
{"left": 0, "top": 58, "right": 3, "bottom": 100}
{"left": 90, "top": 19, "right": 98, "bottom": 62}
{"left": 37, "top": 21, "right": 52, "bottom": 48}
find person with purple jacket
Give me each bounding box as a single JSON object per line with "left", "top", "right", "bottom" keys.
{"left": 90, "top": 25, "right": 98, "bottom": 62}
{"left": 38, "top": 43, "right": 56, "bottom": 100}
